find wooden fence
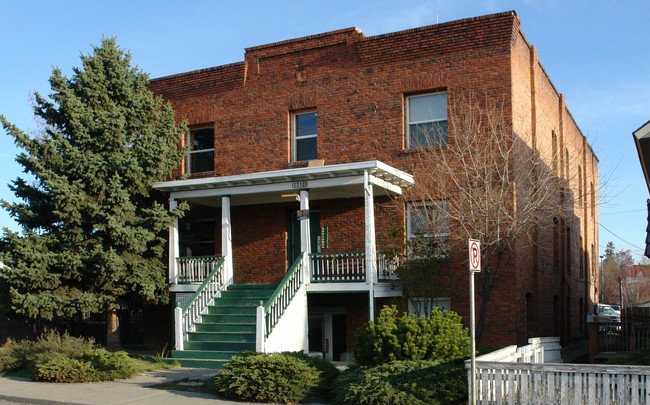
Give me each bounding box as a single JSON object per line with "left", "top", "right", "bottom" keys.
{"left": 468, "top": 337, "right": 650, "bottom": 404}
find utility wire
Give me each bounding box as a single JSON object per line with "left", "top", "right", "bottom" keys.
{"left": 599, "top": 222, "right": 645, "bottom": 251}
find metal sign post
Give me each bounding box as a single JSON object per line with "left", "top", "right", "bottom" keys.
{"left": 468, "top": 239, "right": 481, "bottom": 405}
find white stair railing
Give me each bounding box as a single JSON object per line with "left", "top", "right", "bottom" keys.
{"left": 174, "top": 256, "right": 228, "bottom": 351}
{"left": 256, "top": 253, "right": 305, "bottom": 352}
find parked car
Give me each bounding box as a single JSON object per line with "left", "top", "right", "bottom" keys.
{"left": 597, "top": 304, "right": 621, "bottom": 332}
{"left": 610, "top": 304, "right": 621, "bottom": 314}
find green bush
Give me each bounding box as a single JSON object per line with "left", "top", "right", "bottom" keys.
{"left": 0, "top": 332, "right": 136, "bottom": 382}
{"left": 33, "top": 349, "right": 136, "bottom": 383}
{"left": 0, "top": 331, "right": 95, "bottom": 373}
{"left": 282, "top": 351, "right": 339, "bottom": 399}
{"left": 354, "top": 305, "right": 470, "bottom": 366}
{"left": 34, "top": 357, "right": 96, "bottom": 383}
{"left": 25, "top": 331, "right": 95, "bottom": 370}
{"left": 83, "top": 349, "right": 136, "bottom": 381}
{"left": 210, "top": 352, "right": 320, "bottom": 403}
{"left": 332, "top": 360, "right": 467, "bottom": 405}
{"left": 0, "top": 339, "right": 28, "bottom": 371}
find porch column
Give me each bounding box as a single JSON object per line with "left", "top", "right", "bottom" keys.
{"left": 222, "top": 195, "right": 233, "bottom": 284}
{"left": 300, "top": 189, "right": 311, "bottom": 286}
{"left": 364, "top": 170, "right": 377, "bottom": 321}
{"left": 169, "top": 198, "right": 179, "bottom": 284}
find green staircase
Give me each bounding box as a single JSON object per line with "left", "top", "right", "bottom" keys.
{"left": 169, "top": 284, "right": 277, "bottom": 369}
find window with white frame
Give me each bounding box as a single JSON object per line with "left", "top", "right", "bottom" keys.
{"left": 407, "top": 92, "right": 448, "bottom": 148}
{"left": 408, "top": 297, "right": 450, "bottom": 318}
{"left": 187, "top": 127, "right": 214, "bottom": 173}
{"left": 292, "top": 111, "right": 317, "bottom": 161}
{"left": 406, "top": 201, "right": 449, "bottom": 257}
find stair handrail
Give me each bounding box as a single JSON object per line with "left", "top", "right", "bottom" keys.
{"left": 262, "top": 253, "right": 306, "bottom": 340}
{"left": 174, "top": 256, "right": 227, "bottom": 351}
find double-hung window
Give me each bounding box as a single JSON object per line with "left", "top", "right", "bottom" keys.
{"left": 407, "top": 92, "right": 448, "bottom": 148}
{"left": 292, "top": 111, "right": 317, "bottom": 161}
{"left": 188, "top": 127, "right": 214, "bottom": 173}
{"left": 406, "top": 201, "right": 449, "bottom": 257}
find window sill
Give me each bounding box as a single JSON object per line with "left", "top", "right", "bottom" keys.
{"left": 288, "top": 159, "right": 324, "bottom": 168}
{"left": 187, "top": 171, "right": 217, "bottom": 179}
{"left": 401, "top": 146, "right": 446, "bottom": 154}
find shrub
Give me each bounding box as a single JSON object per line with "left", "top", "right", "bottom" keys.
{"left": 82, "top": 349, "right": 136, "bottom": 381}
{"left": 281, "top": 351, "right": 339, "bottom": 399}
{"left": 0, "top": 339, "right": 28, "bottom": 371}
{"left": 33, "top": 349, "right": 136, "bottom": 383}
{"left": 23, "top": 331, "right": 95, "bottom": 370}
{"left": 0, "top": 332, "right": 136, "bottom": 382}
{"left": 34, "top": 357, "right": 96, "bottom": 383}
{"left": 331, "top": 360, "right": 467, "bottom": 405}
{"left": 354, "top": 305, "right": 470, "bottom": 366}
{"left": 210, "top": 352, "right": 320, "bottom": 403}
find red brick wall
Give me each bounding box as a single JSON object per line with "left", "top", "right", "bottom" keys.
{"left": 232, "top": 203, "right": 288, "bottom": 284}
{"left": 151, "top": 11, "right": 597, "bottom": 347}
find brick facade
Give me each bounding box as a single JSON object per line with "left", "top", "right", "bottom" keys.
{"left": 151, "top": 11, "right": 598, "bottom": 348}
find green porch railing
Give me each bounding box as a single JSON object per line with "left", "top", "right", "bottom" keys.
{"left": 175, "top": 256, "right": 227, "bottom": 350}
{"left": 262, "top": 253, "right": 306, "bottom": 339}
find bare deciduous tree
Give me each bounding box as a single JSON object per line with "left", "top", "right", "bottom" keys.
{"left": 394, "top": 90, "right": 581, "bottom": 342}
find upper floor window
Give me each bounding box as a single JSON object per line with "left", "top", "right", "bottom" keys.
{"left": 188, "top": 127, "right": 214, "bottom": 173}
{"left": 407, "top": 92, "right": 448, "bottom": 148}
{"left": 292, "top": 111, "right": 317, "bottom": 161}
{"left": 406, "top": 200, "right": 449, "bottom": 257}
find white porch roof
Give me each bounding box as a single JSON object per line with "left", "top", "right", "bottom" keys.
{"left": 153, "top": 160, "right": 414, "bottom": 207}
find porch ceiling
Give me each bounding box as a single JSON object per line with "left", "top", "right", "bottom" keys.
{"left": 153, "top": 160, "right": 414, "bottom": 207}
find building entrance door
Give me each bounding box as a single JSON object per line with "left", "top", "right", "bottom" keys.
{"left": 287, "top": 209, "right": 320, "bottom": 267}
{"left": 307, "top": 311, "right": 347, "bottom": 361}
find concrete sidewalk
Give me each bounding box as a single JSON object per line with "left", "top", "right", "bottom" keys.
{"left": 0, "top": 368, "right": 246, "bottom": 405}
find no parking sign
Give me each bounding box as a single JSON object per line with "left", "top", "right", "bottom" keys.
{"left": 469, "top": 239, "right": 480, "bottom": 272}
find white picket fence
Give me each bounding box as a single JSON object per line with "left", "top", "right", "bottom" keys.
{"left": 467, "top": 337, "right": 650, "bottom": 404}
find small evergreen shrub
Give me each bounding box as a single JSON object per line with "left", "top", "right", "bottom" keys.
{"left": 0, "top": 339, "right": 27, "bottom": 371}
{"left": 24, "top": 331, "right": 95, "bottom": 370}
{"left": 83, "top": 349, "right": 136, "bottom": 381}
{"left": 0, "top": 332, "right": 136, "bottom": 382}
{"left": 210, "top": 352, "right": 320, "bottom": 403}
{"left": 282, "top": 351, "right": 340, "bottom": 399}
{"left": 354, "top": 305, "right": 470, "bottom": 366}
{"left": 332, "top": 360, "right": 467, "bottom": 405}
{"left": 34, "top": 357, "right": 96, "bottom": 383}
{"left": 33, "top": 349, "right": 136, "bottom": 383}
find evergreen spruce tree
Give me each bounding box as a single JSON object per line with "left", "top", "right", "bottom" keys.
{"left": 0, "top": 38, "right": 187, "bottom": 346}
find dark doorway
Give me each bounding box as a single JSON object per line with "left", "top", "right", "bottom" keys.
{"left": 287, "top": 209, "right": 320, "bottom": 267}
{"left": 332, "top": 314, "right": 347, "bottom": 361}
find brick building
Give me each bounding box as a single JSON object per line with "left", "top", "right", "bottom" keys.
{"left": 149, "top": 11, "right": 598, "bottom": 367}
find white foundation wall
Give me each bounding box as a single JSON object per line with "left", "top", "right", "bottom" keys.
{"left": 264, "top": 286, "right": 309, "bottom": 353}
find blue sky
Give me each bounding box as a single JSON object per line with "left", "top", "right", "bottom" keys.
{"left": 1, "top": 0, "right": 649, "bottom": 261}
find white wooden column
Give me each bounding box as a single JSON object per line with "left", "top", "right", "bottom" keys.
{"left": 222, "top": 195, "right": 233, "bottom": 284}
{"left": 169, "top": 198, "right": 179, "bottom": 284}
{"left": 364, "top": 170, "right": 377, "bottom": 321}
{"left": 300, "top": 189, "right": 311, "bottom": 285}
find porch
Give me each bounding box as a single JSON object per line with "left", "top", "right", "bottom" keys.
{"left": 154, "top": 161, "right": 413, "bottom": 362}
{"left": 155, "top": 160, "right": 413, "bottom": 314}
{"left": 172, "top": 251, "right": 401, "bottom": 295}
